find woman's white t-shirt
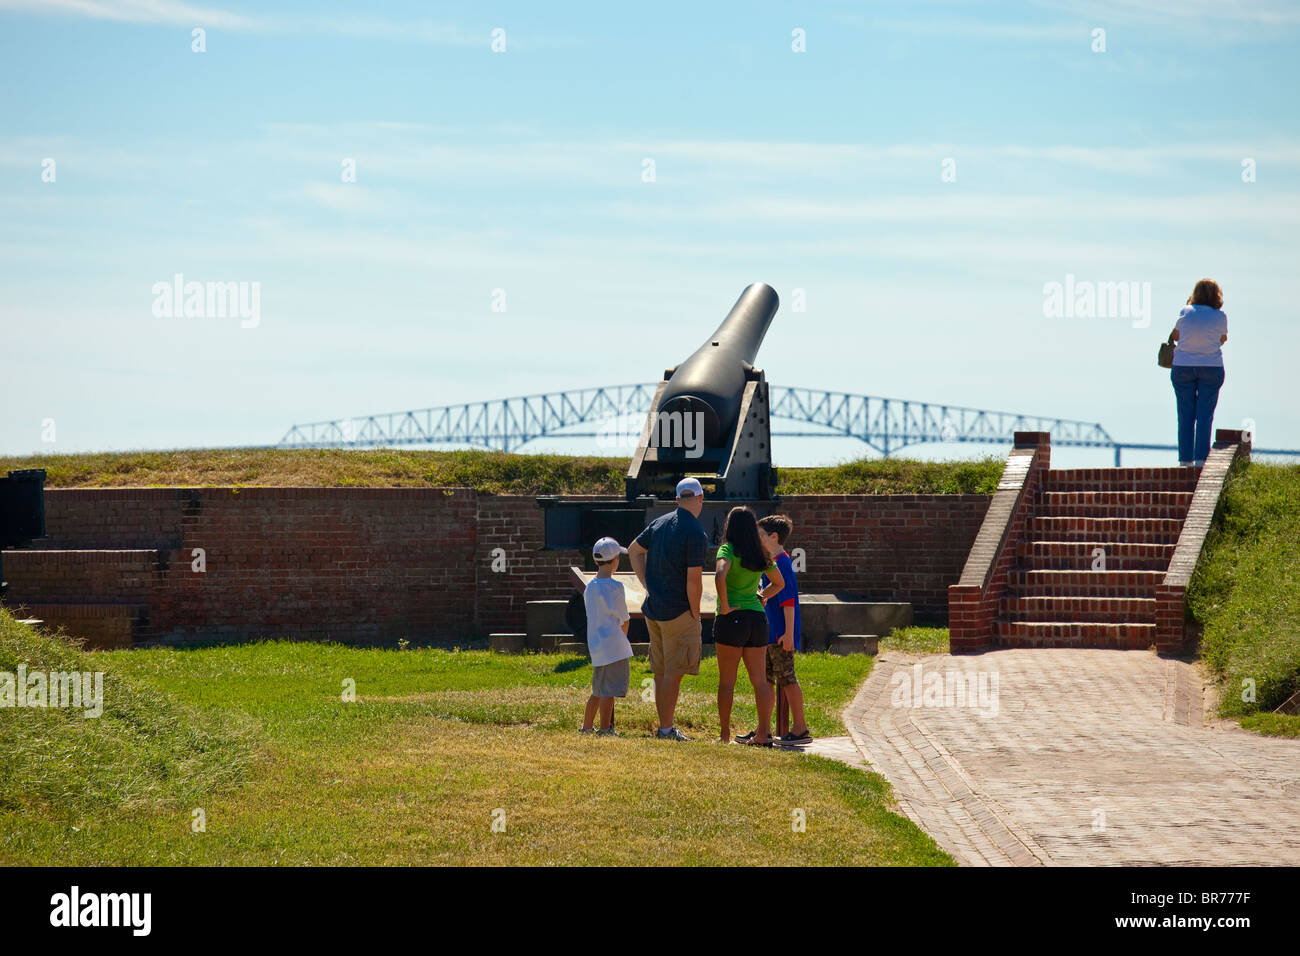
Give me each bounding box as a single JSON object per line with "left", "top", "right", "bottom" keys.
{"left": 1173, "top": 305, "right": 1228, "bottom": 367}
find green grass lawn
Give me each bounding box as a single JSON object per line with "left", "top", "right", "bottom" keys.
{"left": 880, "top": 627, "right": 951, "bottom": 655}
{"left": 0, "top": 447, "right": 1002, "bottom": 495}
{"left": 0, "top": 611, "right": 951, "bottom": 866}
{"left": 1188, "top": 462, "right": 1300, "bottom": 737}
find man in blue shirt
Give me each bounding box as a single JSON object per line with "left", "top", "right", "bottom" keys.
{"left": 628, "top": 477, "right": 709, "bottom": 741}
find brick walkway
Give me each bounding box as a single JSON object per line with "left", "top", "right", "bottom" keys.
{"left": 807, "top": 649, "right": 1300, "bottom": 866}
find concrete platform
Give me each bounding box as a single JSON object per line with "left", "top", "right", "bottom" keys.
{"left": 801, "top": 595, "right": 912, "bottom": 639}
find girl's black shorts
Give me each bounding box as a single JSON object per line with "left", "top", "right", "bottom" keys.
{"left": 713, "top": 608, "right": 768, "bottom": 648}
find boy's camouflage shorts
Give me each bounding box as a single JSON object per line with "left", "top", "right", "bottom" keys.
{"left": 765, "top": 644, "right": 797, "bottom": 687}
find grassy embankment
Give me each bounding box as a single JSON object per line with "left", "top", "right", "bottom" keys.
{"left": 0, "top": 447, "right": 1004, "bottom": 495}
{"left": 0, "top": 609, "right": 951, "bottom": 866}
{"left": 1188, "top": 463, "right": 1300, "bottom": 737}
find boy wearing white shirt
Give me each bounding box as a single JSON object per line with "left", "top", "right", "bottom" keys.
{"left": 581, "top": 537, "right": 634, "bottom": 736}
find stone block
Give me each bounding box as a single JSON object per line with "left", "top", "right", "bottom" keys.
{"left": 829, "top": 634, "right": 879, "bottom": 655}
{"left": 526, "top": 600, "right": 570, "bottom": 648}
{"left": 488, "top": 633, "right": 526, "bottom": 654}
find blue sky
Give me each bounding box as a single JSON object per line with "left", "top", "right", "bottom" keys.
{"left": 2, "top": 0, "right": 1298, "bottom": 467}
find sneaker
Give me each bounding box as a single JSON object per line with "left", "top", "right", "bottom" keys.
{"left": 579, "top": 727, "right": 595, "bottom": 734}
{"left": 778, "top": 730, "right": 813, "bottom": 746}
{"left": 656, "top": 726, "right": 690, "bottom": 741}
{"left": 734, "top": 730, "right": 756, "bottom": 742}
{"left": 596, "top": 727, "right": 618, "bottom": 737}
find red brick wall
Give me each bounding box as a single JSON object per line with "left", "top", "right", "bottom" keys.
{"left": 1156, "top": 431, "right": 1248, "bottom": 651}
{"left": 780, "top": 495, "right": 990, "bottom": 622}
{"left": 8, "top": 488, "right": 990, "bottom": 644}
{"left": 0, "top": 549, "right": 158, "bottom": 603}
{"left": 948, "top": 433, "right": 1051, "bottom": 651}
{"left": 24, "top": 488, "right": 479, "bottom": 644}
{"left": 34, "top": 490, "right": 184, "bottom": 550}
{"left": 474, "top": 496, "right": 584, "bottom": 636}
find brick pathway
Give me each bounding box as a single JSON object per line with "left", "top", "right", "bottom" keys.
{"left": 808, "top": 649, "right": 1300, "bottom": 866}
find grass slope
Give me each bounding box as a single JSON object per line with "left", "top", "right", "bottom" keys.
{"left": 1188, "top": 463, "right": 1300, "bottom": 736}
{"left": 0, "top": 611, "right": 256, "bottom": 818}
{"left": 0, "top": 448, "right": 1003, "bottom": 495}
{"left": 0, "top": 613, "right": 950, "bottom": 866}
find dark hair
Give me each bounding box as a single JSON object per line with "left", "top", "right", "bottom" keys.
{"left": 1187, "top": 278, "right": 1224, "bottom": 310}
{"left": 758, "top": 513, "right": 793, "bottom": 546}
{"left": 722, "top": 506, "right": 768, "bottom": 572}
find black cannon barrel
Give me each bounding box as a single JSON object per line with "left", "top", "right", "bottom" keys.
{"left": 659, "top": 282, "right": 778, "bottom": 447}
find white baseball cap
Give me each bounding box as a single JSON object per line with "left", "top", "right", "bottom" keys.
{"left": 675, "top": 477, "right": 704, "bottom": 498}
{"left": 592, "top": 537, "right": 628, "bottom": 562}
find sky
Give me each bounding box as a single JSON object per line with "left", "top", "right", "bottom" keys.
{"left": 2, "top": 0, "right": 1298, "bottom": 468}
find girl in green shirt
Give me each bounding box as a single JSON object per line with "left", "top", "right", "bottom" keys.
{"left": 713, "top": 506, "right": 784, "bottom": 745}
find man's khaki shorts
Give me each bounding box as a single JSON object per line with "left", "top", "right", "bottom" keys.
{"left": 645, "top": 611, "right": 701, "bottom": 679}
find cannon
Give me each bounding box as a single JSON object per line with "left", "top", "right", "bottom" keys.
{"left": 0, "top": 469, "right": 47, "bottom": 595}
{"left": 539, "top": 283, "right": 780, "bottom": 551}
{"left": 627, "top": 281, "right": 779, "bottom": 500}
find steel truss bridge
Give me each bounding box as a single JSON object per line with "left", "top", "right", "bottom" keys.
{"left": 277, "top": 384, "right": 1300, "bottom": 464}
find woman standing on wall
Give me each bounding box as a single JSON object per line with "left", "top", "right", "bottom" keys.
{"left": 1168, "top": 279, "right": 1229, "bottom": 467}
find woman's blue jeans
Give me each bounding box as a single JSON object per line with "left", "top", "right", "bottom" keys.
{"left": 1171, "top": 365, "right": 1225, "bottom": 463}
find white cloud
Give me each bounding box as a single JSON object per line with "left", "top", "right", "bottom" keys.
{"left": 0, "top": 1, "right": 570, "bottom": 47}
{"left": 297, "top": 182, "right": 390, "bottom": 214}
{"left": 1033, "top": 0, "right": 1300, "bottom": 25}
{"left": 243, "top": 131, "right": 1300, "bottom": 186}
{"left": 0, "top": 0, "right": 258, "bottom": 29}
{"left": 871, "top": 17, "right": 1083, "bottom": 40}
{"left": 602, "top": 192, "right": 1300, "bottom": 228}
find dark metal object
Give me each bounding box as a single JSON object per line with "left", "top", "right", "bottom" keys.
{"left": 0, "top": 468, "right": 47, "bottom": 594}
{"left": 539, "top": 284, "right": 781, "bottom": 552}
{"left": 626, "top": 282, "right": 779, "bottom": 502}
{"left": 657, "top": 282, "right": 778, "bottom": 448}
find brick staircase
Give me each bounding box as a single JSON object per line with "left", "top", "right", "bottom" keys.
{"left": 995, "top": 467, "right": 1196, "bottom": 648}
{"left": 949, "top": 430, "right": 1249, "bottom": 653}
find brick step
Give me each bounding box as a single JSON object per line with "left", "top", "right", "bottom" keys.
{"left": 14, "top": 603, "right": 147, "bottom": 650}
{"left": 1007, "top": 569, "right": 1163, "bottom": 597}
{"left": 1028, "top": 516, "right": 1183, "bottom": 544}
{"left": 1033, "top": 491, "right": 1192, "bottom": 519}
{"left": 993, "top": 619, "right": 1157, "bottom": 649}
{"left": 1041, "top": 468, "right": 1198, "bottom": 493}
{"left": 0, "top": 549, "right": 161, "bottom": 603}
{"left": 1000, "top": 595, "right": 1156, "bottom": 623}
{"left": 1016, "top": 540, "right": 1174, "bottom": 571}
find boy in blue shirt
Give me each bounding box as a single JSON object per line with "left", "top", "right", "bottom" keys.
{"left": 757, "top": 514, "right": 810, "bottom": 746}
